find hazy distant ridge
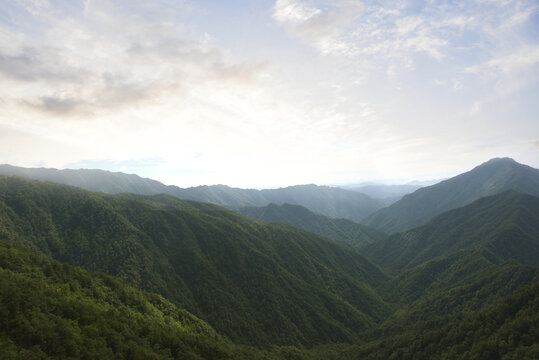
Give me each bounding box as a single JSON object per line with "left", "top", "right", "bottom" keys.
{"left": 239, "top": 203, "right": 386, "bottom": 249}
{"left": 341, "top": 184, "right": 423, "bottom": 205}
{"left": 0, "top": 164, "right": 385, "bottom": 222}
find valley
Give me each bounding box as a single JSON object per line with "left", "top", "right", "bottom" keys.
{"left": 1, "top": 158, "right": 538, "bottom": 359}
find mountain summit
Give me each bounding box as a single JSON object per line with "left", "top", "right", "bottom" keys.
{"left": 366, "top": 158, "right": 539, "bottom": 233}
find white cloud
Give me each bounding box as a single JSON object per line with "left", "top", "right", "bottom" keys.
{"left": 466, "top": 46, "right": 539, "bottom": 77}
{"left": 273, "top": 0, "right": 321, "bottom": 23}
{"left": 14, "top": 0, "right": 50, "bottom": 16}
{"left": 273, "top": 0, "right": 538, "bottom": 76}
{"left": 0, "top": 0, "right": 538, "bottom": 187}
{"left": 273, "top": 0, "right": 363, "bottom": 56}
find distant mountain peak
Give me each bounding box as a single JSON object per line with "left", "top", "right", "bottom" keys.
{"left": 479, "top": 157, "right": 518, "bottom": 167}
{"left": 366, "top": 157, "right": 539, "bottom": 233}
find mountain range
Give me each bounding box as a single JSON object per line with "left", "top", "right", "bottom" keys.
{"left": 1, "top": 157, "right": 538, "bottom": 359}
{"left": 0, "top": 164, "right": 385, "bottom": 222}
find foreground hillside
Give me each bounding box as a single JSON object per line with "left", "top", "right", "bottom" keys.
{"left": 336, "top": 264, "right": 539, "bottom": 360}
{"left": 0, "top": 240, "right": 266, "bottom": 359}
{"left": 0, "top": 175, "right": 388, "bottom": 346}
{"left": 367, "top": 158, "right": 539, "bottom": 233}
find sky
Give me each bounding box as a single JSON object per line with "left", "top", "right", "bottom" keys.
{"left": 0, "top": 0, "right": 538, "bottom": 188}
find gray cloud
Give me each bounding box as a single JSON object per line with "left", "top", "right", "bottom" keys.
{"left": 23, "top": 79, "right": 181, "bottom": 117}
{"left": 125, "top": 38, "right": 197, "bottom": 59}
{"left": 126, "top": 40, "right": 267, "bottom": 84}
{"left": 0, "top": 47, "right": 87, "bottom": 83}
{"left": 1, "top": 5, "right": 266, "bottom": 119}
{"left": 34, "top": 96, "right": 88, "bottom": 116}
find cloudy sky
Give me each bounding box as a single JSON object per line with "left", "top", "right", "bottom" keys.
{"left": 1, "top": 0, "right": 538, "bottom": 188}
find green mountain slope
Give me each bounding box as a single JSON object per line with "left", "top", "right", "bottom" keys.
{"left": 333, "top": 190, "right": 539, "bottom": 359}
{"left": 362, "top": 191, "right": 539, "bottom": 273}
{"left": 239, "top": 203, "right": 386, "bottom": 249}
{"left": 337, "top": 263, "right": 539, "bottom": 360}
{"left": 366, "top": 158, "right": 539, "bottom": 233}
{"left": 0, "top": 175, "right": 389, "bottom": 346}
{"left": 0, "top": 239, "right": 271, "bottom": 360}
{"left": 5, "top": 232, "right": 537, "bottom": 360}
{"left": 0, "top": 165, "right": 385, "bottom": 222}
{"left": 1, "top": 171, "right": 539, "bottom": 359}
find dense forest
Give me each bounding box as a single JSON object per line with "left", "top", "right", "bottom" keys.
{"left": 0, "top": 175, "right": 388, "bottom": 346}
{"left": 1, "top": 158, "right": 538, "bottom": 359}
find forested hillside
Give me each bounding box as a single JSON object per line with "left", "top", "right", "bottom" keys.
{"left": 0, "top": 175, "right": 388, "bottom": 346}
{"left": 337, "top": 264, "right": 539, "bottom": 359}
{"left": 0, "top": 169, "right": 538, "bottom": 359}
{"left": 0, "top": 239, "right": 277, "bottom": 360}
{"left": 363, "top": 191, "right": 539, "bottom": 273}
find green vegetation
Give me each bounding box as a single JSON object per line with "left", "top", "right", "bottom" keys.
{"left": 239, "top": 203, "right": 386, "bottom": 249}
{"left": 3, "top": 235, "right": 537, "bottom": 360}
{"left": 0, "top": 166, "right": 538, "bottom": 359}
{"left": 338, "top": 274, "right": 539, "bottom": 359}
{"left": 366, "top": 157, "right": 539, "bottom": 233}
{"left": 363, "top": 191, "right": 539, "bottom": 273}
{"left": 0, "top": 175, "right": 389, "bottom": 346}
{"left": 0, "top": 239, "right": 271, "bottom": 360}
